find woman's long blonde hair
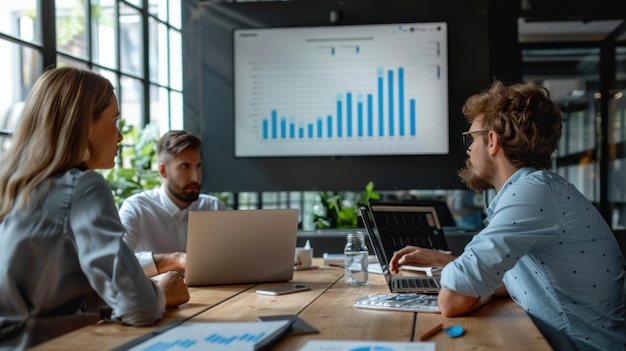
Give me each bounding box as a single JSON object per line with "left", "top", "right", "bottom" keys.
{"left": 0, "top": 67, "right": 114, "bottom": 221}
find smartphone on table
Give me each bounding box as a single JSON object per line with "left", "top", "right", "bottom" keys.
{"left": 256, "top": 284, "right": 311, "bottom": 296}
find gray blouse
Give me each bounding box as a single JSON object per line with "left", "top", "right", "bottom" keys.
{"left": 0, "top": 169, "right": 165, "bottom": 349}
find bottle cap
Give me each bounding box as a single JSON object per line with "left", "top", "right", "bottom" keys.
{"left": 445, "top": 325, "right": 464, "bottom": 338}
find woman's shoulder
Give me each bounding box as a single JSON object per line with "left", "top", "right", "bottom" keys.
{"left": 52, "top": 168, "right": 109, "bottom": 195}
{"left": 57, "top": 169, "right": 117, "bottom": 215}
{"left": 63, "top": 168, "right": 105, "bottom": 182}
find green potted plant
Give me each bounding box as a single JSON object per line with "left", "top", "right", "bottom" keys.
{"left": 100, "top": 121, "right": 161, "bottom": 208}
{"left": 313, "top": 181, "right": 380, "bottom": 229}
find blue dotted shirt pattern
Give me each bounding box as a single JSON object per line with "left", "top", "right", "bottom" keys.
{"left": 441, "top": 167, "right": 626, "bottom": 351}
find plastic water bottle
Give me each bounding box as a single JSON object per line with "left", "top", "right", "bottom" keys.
{"left": 344, "top": 231, "right": 369, "bottom": 286}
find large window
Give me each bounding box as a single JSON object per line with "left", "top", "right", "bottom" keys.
{"left": 0, "top": 0, "right": 183, "bottom": 160}
{"left": 0, "top": 1, "right": 41, "bottom": 157}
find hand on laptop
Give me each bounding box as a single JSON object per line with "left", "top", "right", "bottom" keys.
{"left": 389, "top": 246, "right": 456, "bottom": 273}
{"left": 157, "top": 271, "right": 190, "bottom": 308}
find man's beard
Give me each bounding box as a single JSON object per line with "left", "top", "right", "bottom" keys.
{"left": 168, "top": 183, "right": 200, "bottom": 203}
{"left": 458, "top": 158, "right": 493, "bottom": 193}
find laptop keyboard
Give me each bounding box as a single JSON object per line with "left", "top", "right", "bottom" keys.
{"left": 354, "top": 292, "right": 440, "bottom": 313}
{"left": 393, "top": 277, "right": 439, "bottom": 290}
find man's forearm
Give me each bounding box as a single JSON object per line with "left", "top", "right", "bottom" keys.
{"left": 493, "top": 283, "right": 509, "bottom": 297}
{"left": 153, "top": 252, "right": 186, "bottom": 275}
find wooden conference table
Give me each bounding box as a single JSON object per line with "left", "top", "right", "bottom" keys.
{"left": 33, "top": 258, "right": 551, "bottom": 350}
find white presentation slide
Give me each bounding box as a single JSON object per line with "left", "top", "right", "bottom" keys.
{"left": 233, "top": 22, "right": 449, "bottom": 157}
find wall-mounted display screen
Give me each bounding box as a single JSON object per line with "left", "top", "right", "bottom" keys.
{"left": 184, "top": 0, "right": 490, "bottom": 192}
{"left": 233, "top": 22, "right": 449, "bottom": 157}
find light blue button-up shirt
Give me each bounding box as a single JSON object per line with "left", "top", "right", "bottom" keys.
{"left": 441, "top": 168, "right": 626, "bottom": 351}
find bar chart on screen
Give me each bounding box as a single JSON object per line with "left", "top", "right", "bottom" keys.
{"left": 261, "top": 67, "right": 423, "bottom": 139}
{"left": 234, "top": 22, "right": 449, "bottom": 157}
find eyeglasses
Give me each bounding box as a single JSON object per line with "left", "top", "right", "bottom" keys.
{"left": 462, "top": 128, "right": 489, "bottom": 151}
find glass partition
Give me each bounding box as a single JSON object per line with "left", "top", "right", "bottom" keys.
{"left": 608, "top": 45, "right": 626, "bottom": 227}
{"left": 523, "top": 47, "right": 601, "bottom": 202}
{"left": 521, "top": 21, "right": 626, "bottom": 227}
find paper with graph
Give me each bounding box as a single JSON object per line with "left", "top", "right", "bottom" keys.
{"left": 127, "top": 320, "right": 291, "bottom": 351}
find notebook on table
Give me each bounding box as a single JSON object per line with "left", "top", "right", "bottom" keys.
{"left": 185, "top": 209, "right": 299, "bottom": 287}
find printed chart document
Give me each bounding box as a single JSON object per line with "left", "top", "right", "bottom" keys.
{"left": 125, "top": 320, "right": 291, "bottom": 351}
{"left": 300, "top": 340, "right": 435, "bottom": 351}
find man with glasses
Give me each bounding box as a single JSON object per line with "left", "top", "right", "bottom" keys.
{"left": 390, "top": 81, "right": 625, "bottom": 351}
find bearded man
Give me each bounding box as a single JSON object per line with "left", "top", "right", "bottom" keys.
{"left": 390, "top": 81, "right": 625, "bottom": 351}
{"left": 120, "top": 130, "right": 226, "bottom": 277}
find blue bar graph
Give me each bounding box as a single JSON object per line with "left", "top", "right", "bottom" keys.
{"left": 378, "top": 69, "right": 384, "bottom": 136}
{"left": 399, "top": 68, "right": 405, "bottom": 136}
{"left": 260, "top": 66, "right": 418, "bottom": 140}
{"left": 317, "top": 118, "right": 323, "bottom": 138}
{"left": 262, "top": 120, "right": 268, "bottom": 139}
{"left": 346, "top": 93, "right": 352, "bottom": 137}
{"left": 337, "top": 97, "right": 343, "bottom": 137}
{"left": 133, "top": 321, "right": 294, "bottom": 351}
{"left": 204, "top": 332, "right": 267, "bottom": 345}
{"left": 271, "top": 110, "right": 277, "bottom": 139}
{"left": 388, "top": 69, "right": 394, "bottom": 136}
{"left": 410, "top": 99, "right": 416, "bottom": 136}
{"left": 357, "top": 96, "right": 363, "bottom": 137}
{"left": 234, "top": 22, "right": 450, "bottom": 157}
{"left": 367, "top": 94, "right": 373, "bottom": 137}
{"left": 280, "top": 118, "right": 286, "bottom": 139}
{"left": 327, "top": 115, "right": 332, "bottom": 137}
{"left": 142, "top": 339, "right": 197, "bottom": 351}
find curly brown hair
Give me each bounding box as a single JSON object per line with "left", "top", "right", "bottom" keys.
{"left": 462, "top": 80, "right": 562, "bottom": 170}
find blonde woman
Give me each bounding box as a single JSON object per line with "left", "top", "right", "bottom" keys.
{"left": 0, "top": 67, "right": 189, "bottom": 349}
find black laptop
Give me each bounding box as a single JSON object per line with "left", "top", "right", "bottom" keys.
{"left": 359, "top": 202, "right": 449, "bottom": 294}
{"left": 367, "top": 201, "right": 450, "bottom": 261}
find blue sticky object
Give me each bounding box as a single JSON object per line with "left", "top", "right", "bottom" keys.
{"left": 446, "top": 325, "right": 464, "bottom": 338}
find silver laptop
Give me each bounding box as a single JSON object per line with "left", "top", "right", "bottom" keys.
{"left": 185, "top": 209, "right": 299, "bottom": 286}
{"left": 359, "top": 205, "right": 442, "bottom": 294}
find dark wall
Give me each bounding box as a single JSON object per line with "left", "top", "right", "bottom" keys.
{"left": 296, "top": 228, "right": 476, "bottom": 257}
{"left": 183, "top": 0, "right": 492, "bottom": 193}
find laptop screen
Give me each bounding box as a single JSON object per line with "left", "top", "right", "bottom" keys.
{"left": 185, "top": 209, "right": 299, "bottom": 286}
{"left": 367, "top": 202, "right": 449, "bottom": 263}
{"left": 358, "top": 206, "right": 394, "bottom": 287}
{"left": 359, "top": 203, "right": 443, "bottom": 294}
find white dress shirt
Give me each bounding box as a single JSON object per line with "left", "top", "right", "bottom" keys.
{"left": 119, "top": 187, "right": 226, "bottom": 276}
